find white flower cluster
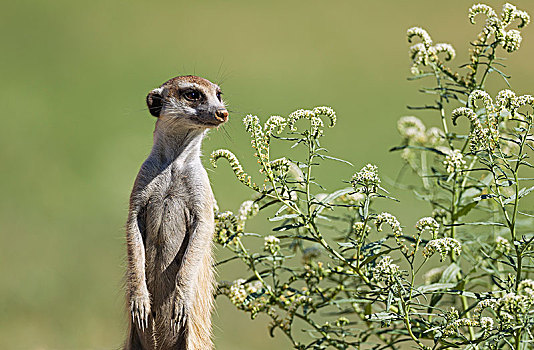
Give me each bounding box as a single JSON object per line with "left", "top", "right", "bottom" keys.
{"left": 469, "top": 3, "right": 529, "bottom": 53}
{"left": 353, "top": 222, "right": 371, "bottom": 238}
{"left": 496, "top": 236, "right": 511, "bottom": 254}
{"left": 479, "top": 316, "right": 494, "bottom": 330}
{"left": 263, "top": 115, "right": 287, "bottom": 138}
{"left": 351, "top": 164, "right": 380, "bottom": 193}
{"left": 415, "top": 217, "right": 440, "bottom": 238}
{"left": 214, "top": 211, "right": 239, "bottom": 245}
{"left": 470, "top": 283, "right": 534, "bottom": 327}
{"left": 472, "top": 298, "right": 498, "bottom": 319}
{"left": 278, "top": 294, "right": 312, "bottom": 332}
{"left": 443, "top": 295, "right": 504, "bottom": 335}
{"left": 426, "top": 127, "right": 445, "bottom": 146}
{"left": 443, "top": 304, "right": 494, "bottom": 336}
{"left": 406, "top": 27, "right": 456, "bottom": 75}
{"left": 469, "top": 90, "right": 496, "bottom": 114}
{"left": 446, "top": 307, "right": 460, "bottom": 321}
{"left": 375, "top": 212, "right": 402, "bottom": 236}
{"left": 375, "top": 212, "right": 406, "bottom": 251}
{"left": 243, "top": 114, "right": 271, "bottom": 167}
{"left": 452, "top": 90, "right": 499, "bottom": 152}
{"left": 503, "top": 29, "right": 522, "bottom": 52}
{"left": 496, "top": 89, "right": 518, "bottom": 115}
{"left": 211, "top": 149, "right": 259, "bottom": 191}
{"left": 218, "top": 107, "right": 337, "bottom": 188}
{"left": 518, "top": 279, "right": 534, "bottom": 301}
{"left": 243, "top": 114, "right": 292, "bottom": 182}
{"left": 215, "top": 200, "right": 260, "bottom": 245}
{"left": 407, "top": 27, "right": 432, "bottom": 48}
{"left": 496, "top": 89, "right": 534, "bottom": 121}
{"left": 245, "top": 280, "right": 264, "bottom": 295}
{"left": 287, "top": 106, "right": 336, "bottom": 138}
{"left": 397, "top": 116, "right": 444, "bottom": 161}
{"left": 422, "top": 237, "right": 462, "bottom": 261}
{"left": 444, "top": 316, "right": 494, "bottom": 336}
{"left": 498, "top": 292, "right": 530, "bottom": 325}
{"left": 269, "top": 157, "right": 291, "bottom": 176}
{"left": 443, "top": 149, "right": 467, "bottom": 174}
{"left": 372, "top": 256, "right": 400, "bottom": 285}
{"left": 237, "top": 200, "right": 259, "bottom": 222}
{"left": 227, "top": 279, "right": 264, "bottom": 309}
{"left": 338, "top": 192, "right": 365, "bottom": 207}
{"left": 453, "top": 89, "right": 534, "bottom": 152}
{"left": 229, "top": 279, "right": 248, "bottom": 305}
{"left": 397, "top": 116, "right": 426, "bottom": 144}
{"left": 264, "top": 235, "right": 281, "bottom": 254}
{"left": 237, "top": 200, "right": 259, "bottom": 231}
{"left": 469, "top": 4, "right": 497, "bottom": 24}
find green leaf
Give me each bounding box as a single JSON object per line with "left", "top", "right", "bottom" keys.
{"left": 440, "top": 263, "right": 460, "bottom": 283}
{"left": 315, "top": 187, "right": 354, "bottom": 214}
{"left": 503, "top": 185, "right": 534, "bottom": 205}
{"left": 460, "top": 188, "right": 482, "bottom": 203}
{"left": 453, "top": 221, "right": 505, "bottom": 226}
{"left": 329, "top": 298, "right": 371, "bottom": 305}
{"left": 417, "top": 283, "right": 456, "bottom": 293}
{"left": 453, "top": 202, "right": 478, "bottom": 220}
{"left": 274, "top": 205, "right": 288, "bottom": 216}
{"left": 269, "top": 213, "right": 299, "bottom": 222}
{"left": 386, "top": 290, "right": 393, "bottom": 312}
{"left": 272, "top": 223, "right": 305, "bottom": 231}
{"left": 366, "top": 312, "right": 400, "bottom": 321}
{"left": 317, "top": 154, "right": 353, "bottom": 166}
{"left": 389, "top": 144, "right": 447, "bottom": 156}
{"left": 360, "top": 247, "right": 396, "bottom": 266}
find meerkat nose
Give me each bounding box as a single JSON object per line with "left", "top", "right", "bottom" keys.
{"left": 215, "top": 109, "right": 229, "bottom": 122}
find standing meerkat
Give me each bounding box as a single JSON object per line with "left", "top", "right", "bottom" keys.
{"left": 124, "top": 75, "right": 228, "bottom": 350}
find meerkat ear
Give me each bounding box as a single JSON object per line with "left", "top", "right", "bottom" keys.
{"left": 146, "top": 87, "right": 164, "bottom": 117}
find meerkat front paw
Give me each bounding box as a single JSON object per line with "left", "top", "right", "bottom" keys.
{"left": 130, "top": 288, "right": 151, "bottom": 331}
{"left": 171, "top": 294, "right": 191, "bottom": 333}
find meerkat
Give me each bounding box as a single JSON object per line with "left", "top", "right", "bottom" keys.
{"left": 124, "top": 75, "right": 228, "bottom": 350}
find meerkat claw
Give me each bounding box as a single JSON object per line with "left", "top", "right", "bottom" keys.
{"left": 171, "top": 299, "right": 189, "bottom": 333}
{"left": 130, "top": 291, "right": 151, "bottom": 332}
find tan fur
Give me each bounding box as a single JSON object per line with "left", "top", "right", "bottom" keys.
{"left": 124, "top": 76, "right": 227, "bottom": 350}
{"left": 187, "top": 237, "right": 215, "bottom": 349}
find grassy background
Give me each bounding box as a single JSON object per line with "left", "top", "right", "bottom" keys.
{"left": 1, "top": 1, "right": 533, "bottom": 349}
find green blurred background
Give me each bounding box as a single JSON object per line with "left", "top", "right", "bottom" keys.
{"left": 1, "top": 0, "right": 533, "bottom": 349}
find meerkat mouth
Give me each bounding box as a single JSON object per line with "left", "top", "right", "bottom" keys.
{"left": 190, "top": 116, "right": 226, "bottom": 128}
{"left": 214, "top": 114, "right": 227, "bottom": 123}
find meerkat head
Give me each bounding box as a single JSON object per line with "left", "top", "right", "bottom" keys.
{"left": 146, "top": 75, "right": 228, "bottom": 128}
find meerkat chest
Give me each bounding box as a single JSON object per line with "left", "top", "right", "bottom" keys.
{"left": 142, "top": 163, "right": 211, "bottom": 266}
{"left": 145, "top": 162, "right": 211, "bottom": 216}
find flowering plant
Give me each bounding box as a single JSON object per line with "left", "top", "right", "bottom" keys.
{"left": 211, "top": 3, "right": 534, "bottom": 349}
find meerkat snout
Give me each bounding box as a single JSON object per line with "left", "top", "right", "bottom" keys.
{"left": 146, "top": 75, "right": 228, "bottom": 128}
{"left": 215, "top": 109, "right": 229, "bottom": 122}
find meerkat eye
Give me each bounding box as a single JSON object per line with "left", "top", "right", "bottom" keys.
{"left": 216, "top": 91, "right": 222, "bottom": 102}
{"left": 183, "top": 90, "right": 202, "bottom": 101}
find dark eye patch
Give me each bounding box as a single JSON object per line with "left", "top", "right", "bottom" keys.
{"left": 216, "top": 91, "right": 223, "bottom": 102}
{"left": 182, "top": 89, "right": 203, "bottom": 101}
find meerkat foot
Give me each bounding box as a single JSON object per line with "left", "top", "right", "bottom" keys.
{"left": 130, "top": 290, "right": 151, "bottom": 331}
{"left": 171, "top": 296, "right": 190, "bottom": 333}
